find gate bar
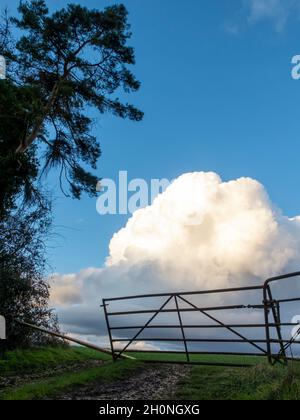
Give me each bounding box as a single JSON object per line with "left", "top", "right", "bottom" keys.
{"left": 104, "top": 285, "right": 263, "bottom": 302}
{"left": 174, "top": 295, "right": 190, "bottom": 362}
{"left": 110, "top": 323, "right": 297, "bottom": 330}
{"left": 112, "top": 338, "right": 300, "bottom": 343}
{"left": 178, "top": 295, "right": 268, "bottom": 356}
{"left": 115, "top": 295, "right": 173, "bottom": 360}
{"left": 108, "top": 304, "right": 265, "bottom": 317}
{"left": 102, "top": 300, "right": 116, "bottom": 360}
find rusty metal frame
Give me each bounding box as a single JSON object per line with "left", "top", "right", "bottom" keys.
{"left": 102, "top": 272, "right": 300, "bottom": 367}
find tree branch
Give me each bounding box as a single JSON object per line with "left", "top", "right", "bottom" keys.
{"left": 16, "top": 81, "right": 60, "bottom": 153}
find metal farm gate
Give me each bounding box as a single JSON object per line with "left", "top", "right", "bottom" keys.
{"left": 102, "top": 272, "right": 300, "bottom": 368}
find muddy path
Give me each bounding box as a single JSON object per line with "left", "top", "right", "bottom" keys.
{"left": 52, "top": 364, "right": 191, "bottom": 400}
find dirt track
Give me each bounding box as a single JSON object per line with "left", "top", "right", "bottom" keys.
{"left": 53, "top": 364, "right": 190, "bottom": 400}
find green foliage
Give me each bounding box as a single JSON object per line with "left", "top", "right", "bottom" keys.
{"left": 2, "top": 0, "right": 143, "bottom": 200}
{"left": 0, "top": 80, "right": 42, "bottom": 214}
{"left": 0, "top": 167, "right": 57, "bottom": 350}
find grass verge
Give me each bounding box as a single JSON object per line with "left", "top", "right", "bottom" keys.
{"left": 174, "top": 362, "right": 300, "bottom": 400}
{"left": 0, "top": 346, "right": 111, "bottom": 376}
{"left": 0, "top": 359, "right": 141, "bottom": 400}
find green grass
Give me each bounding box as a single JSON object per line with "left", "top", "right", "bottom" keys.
{"left": 174, "top": 363, "right": 300, "bottom": 400}
{"left": 127, "top": 352, "right": 263, "bottom": 366}
{"left": 1, "top": 359, "right": 141, "bottom": 400}
{"left": 126, "top": 352, "right": 300, "bottom": 400}
{"left": 2, "top": 347, "right": 300, "bottom": 400}
{"left": 0, "top": 346, "right": 111, "bottom": 376}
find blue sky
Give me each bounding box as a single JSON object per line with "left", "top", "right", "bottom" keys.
{"left": 5, "top": 0, "right": 300, "bottom": 274}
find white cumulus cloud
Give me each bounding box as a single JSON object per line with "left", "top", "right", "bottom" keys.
{"left": 107, "top": 172, "right": 300, "bottom": 287}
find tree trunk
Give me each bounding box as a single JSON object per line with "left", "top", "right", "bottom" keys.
{"left": 15, "top": 82, "right": 60, "bottom": 154}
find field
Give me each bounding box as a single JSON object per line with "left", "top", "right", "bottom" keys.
{"left": 0, "top": 347, "right": 300, "bottom": 400}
